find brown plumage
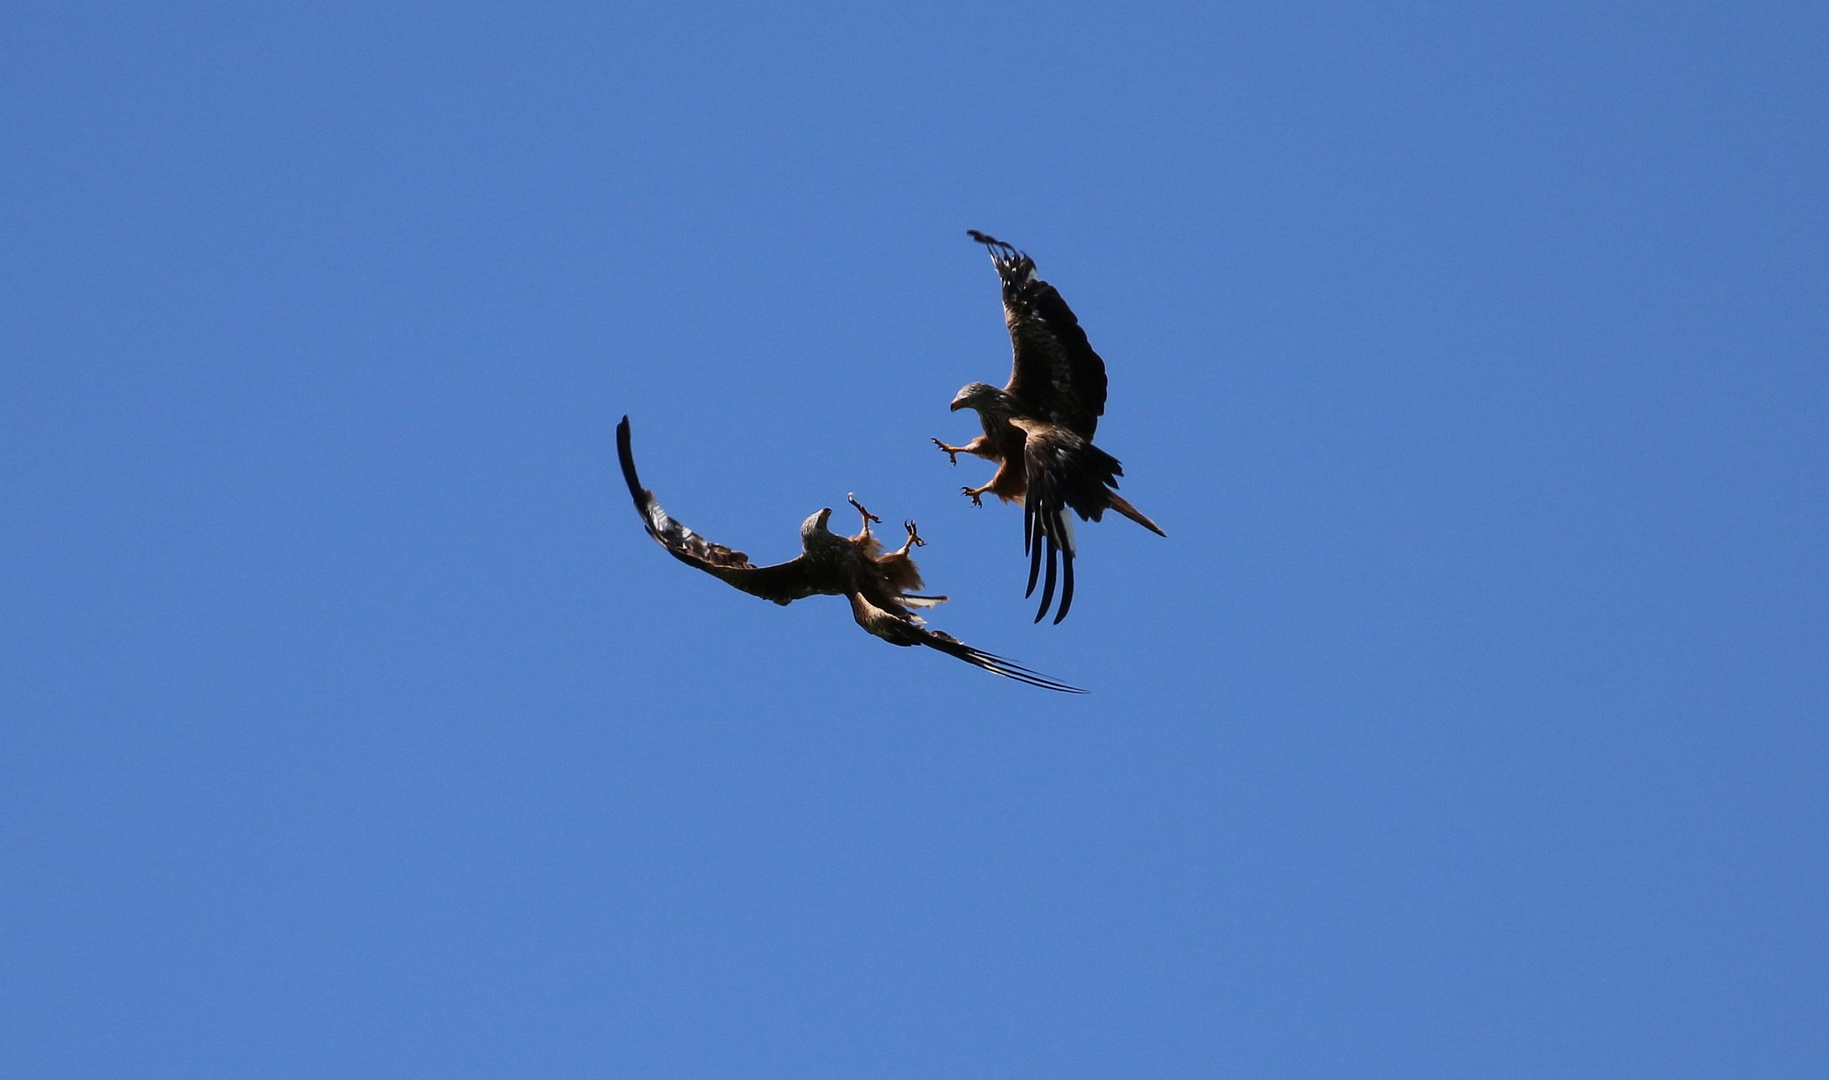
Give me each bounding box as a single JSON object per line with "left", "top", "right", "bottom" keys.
{"left": 618, "top": 417, "right": 1084, "bottom": 693}
{"left": 934, "top": 231, "right": 1166, "bottom": 624}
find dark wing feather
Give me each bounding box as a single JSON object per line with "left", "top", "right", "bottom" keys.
{"left": 616, "top": 417, "right": 825, "bottom": 605}
{"left": 969, "top": 230, "right": 1108, "bottom": 438}
{"left": 918, "top": 630, "right": 1088, "bottom": 693}
{"left": 847, "top": 592, "right": 1084, "bottom": 692}
{"left": 1015, "top": 420, "right": 1137, "bottom": 623}
{"left": 1023, "top": 468, "right": 1075, "bottom": 625}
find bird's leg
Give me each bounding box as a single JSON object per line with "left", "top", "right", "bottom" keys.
{"left": 894, "top": 519, "right": 926, "bottom": 556}
{"left": 931, "top": 434, "right": 989, "bottom": 466}
{"left": 961, "top": 484, "right": 990, "bottom": 507}
{"left": 847, "top": 493, "right": 882, "bottom": 537}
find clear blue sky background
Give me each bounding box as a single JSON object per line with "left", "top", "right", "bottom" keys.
{"left": 3, "top": 3, "right": 1824, "bottom": 1076}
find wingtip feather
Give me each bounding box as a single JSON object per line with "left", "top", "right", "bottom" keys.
{"left": 616, "top": 415, "right": 649, "bottom": 510}
{"left": 929, "top": 637, "right": 1087, "bottom": 694}
{"left": 1025, "top": 509, "right": 1044, "bottom": 598}
{"left": 1033, "top": 533, "right": 1058, "bottom": 623}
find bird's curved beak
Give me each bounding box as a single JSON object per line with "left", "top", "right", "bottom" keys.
{"left": 949, "top": 396, "right": 967, "bottom": 412}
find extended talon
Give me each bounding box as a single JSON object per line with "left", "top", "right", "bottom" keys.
{"left": 903, "top": 520, "right": 926, "bottom": 547}
{"left": 931, "top": 438, "right": 960, "bottom": 466}
{"left": 962, "top": 486, "right": 984, "bottom": 508}
{"left": 846, "top": 493, "right": 882, "bottom": 529}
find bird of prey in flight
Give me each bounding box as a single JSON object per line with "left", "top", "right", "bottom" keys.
{"left": 618, "top": 417, "right": 1085, "bottom": 693}
{"left": 934, "top": 230, "right": 1166, "bottom": 624}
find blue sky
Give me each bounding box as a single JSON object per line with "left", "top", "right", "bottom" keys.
{"left": 3, "top": 2, "right": 1825, "bottom": 1076}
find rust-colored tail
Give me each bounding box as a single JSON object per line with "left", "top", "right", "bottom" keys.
{"left": 1107, "top": 492, "right": 1166, "bottom": 537}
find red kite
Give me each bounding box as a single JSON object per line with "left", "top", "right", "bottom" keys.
{"left": 934, "top": 230, "right": 1166, "bottom": 624}
{"left": 618, "top": 417, "right": 1085, "bottom": 693}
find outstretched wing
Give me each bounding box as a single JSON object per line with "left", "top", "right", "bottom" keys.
{"left": 969, "top": 230, "right": 1108, "bottom": 438}
{"left": 846, "top": 593, "right": 1086, "bottom": 693}
{"left": 617, "top": 416, "right": 825, "bottom": 605}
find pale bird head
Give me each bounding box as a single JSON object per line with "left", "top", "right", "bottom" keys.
{"left": 800, "top": 507, "right": 833, "bottom": 541}
{"left": 950, "top": 382, "right": 999, "bottom": 412}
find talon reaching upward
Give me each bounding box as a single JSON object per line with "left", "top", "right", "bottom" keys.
{"left": 935, "top": 230, "right": 1166, "bottom": 624}
{"left": 618, "top": 417, "right": 1084, "bottom": 693}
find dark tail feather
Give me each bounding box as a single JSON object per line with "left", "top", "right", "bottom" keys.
{"left": 1107, "top": 492, "right": 1166, "bottom": 537}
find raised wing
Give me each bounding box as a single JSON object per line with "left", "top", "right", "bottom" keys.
{"left": 617, "top": 416, "right": 826, "bottom": 605}
{"left": 969, "top": 230, "right": 1108, "bottom": 438}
